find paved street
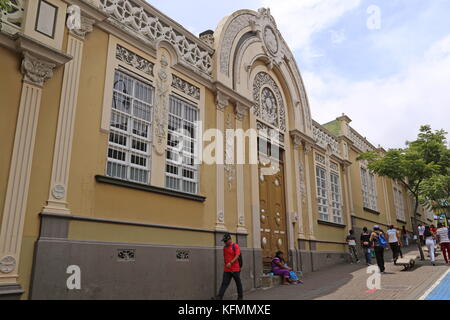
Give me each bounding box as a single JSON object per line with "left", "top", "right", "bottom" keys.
{"left": 246, "top": 248, "right": 450, "bottom": 300}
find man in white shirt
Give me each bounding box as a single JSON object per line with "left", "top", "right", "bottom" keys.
{"left": 418, "top": 224, "right": 425, "bottom": 246}
{"left": 436, "top": 223, "right": 450, "bottom": 265}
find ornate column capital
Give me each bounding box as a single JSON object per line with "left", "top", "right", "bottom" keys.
{"left": 70, "top": 15, "right": 95, "bottom": 40}
{"left": 235, "top": 102, "right": 249, "bottom": 121}
{"left": 216, "top": 91, "right": 229, "bottom": 112}
{"left": 303, "top": 142, "right": 313, "bottom": 155}
{"left": 290, "top": 130, "right": 303, "bottom": 150}
{"left": 21, "top": 52, "right": 56, "bottom": 87}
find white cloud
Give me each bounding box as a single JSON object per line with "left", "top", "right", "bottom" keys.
{"left": 303, "top": 34, "right": 450, "bottom": 149}
{"left": 260, "top": 0, "right": 361, "bottom": 52}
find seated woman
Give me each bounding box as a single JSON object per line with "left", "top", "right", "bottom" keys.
{"left": 271, "top": 251, "right": 293, "bottom": 285}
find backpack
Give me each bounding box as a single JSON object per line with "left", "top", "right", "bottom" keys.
{"left": 232, "top": 243, "right": 243, "bottom": 268}
{"left": 377, "top": 233, "right": 388, "bottom": 248}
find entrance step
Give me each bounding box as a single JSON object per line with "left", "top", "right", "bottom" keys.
{"left": 260, "top": 271, "right": 303, "bottom": 289}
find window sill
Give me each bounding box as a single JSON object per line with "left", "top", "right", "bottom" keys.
{"left": 396, "top": 219, "right": 407, "bottom": 224}
{"left": 363, "top": 207, "right": 381, "bottom": 215}
{"left": 317, "top": 220, "right": 346, "bottom": 229}
{"left": 95, "top": 175, "right": 206, "bottom": 203}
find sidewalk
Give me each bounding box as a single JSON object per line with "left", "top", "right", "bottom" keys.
{"left": 245, "top": 248, "right": 450, "bottom": 300}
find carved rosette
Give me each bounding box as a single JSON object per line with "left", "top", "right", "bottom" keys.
{"left": 153, "top": 54, "right": 172, "bottom": 155}
{"left": 251, "top": 8, "right": 285, "bottom": 68}
{"left": 253, "top": 72, "right": 286, "bottom": 132}
{"left": 0, "top": 256, "right": 16, "bottom": 274}
{"left": 21, "top": 52, "right": 56, "bottom": 87}
{"left": 70, "top": 15, "right": 95, "bottom": 39}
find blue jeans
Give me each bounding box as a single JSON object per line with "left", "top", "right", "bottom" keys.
{"left": 364, "top": 247, "right": 372, "bottom": 265}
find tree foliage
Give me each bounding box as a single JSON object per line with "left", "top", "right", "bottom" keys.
{"left": 357, "top": 125, "right": 449, "bottom": 260}
{"left": 357, "top": 126, "right": 447, "bottom": 198}
{"left": 0, "top": 0, "right": 11, "bottom": 12}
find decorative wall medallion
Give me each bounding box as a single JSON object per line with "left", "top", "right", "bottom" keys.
{"left": 153, "top": 54, "right": 171, "bottom": 155}
{"left": 117, "top": 249, "right": 135, "bottom": 262}
{"left": 116, "top": 44, "right": 154, "bottom": 76}
{"left": 52, "top": 184, "right": 66, "bottom": 200}
{"left": 260, "top": 215, "right": 267, "bottom": 223}
{"left": 274, "top": 178, "right": 280, "bottom": 187}
{"left": 251, "top": 8, "right": 285, "bottom": 67}
{"left": 264, "top": 26, "right": 278, "bottom": 55}
{"left": 171, "top": 74, "right": 200, "bottom": 100}
{"left": 176, "top": 249, "right": 190, "bottom": 262}
{"left": 253, "top": 72, "right": 286, "bottom": 132}
{"left": 0, "top": 256, "right": 16, "bottom": 274}
{"left": 100, "top": 0, "right": 212, "bottom": 76}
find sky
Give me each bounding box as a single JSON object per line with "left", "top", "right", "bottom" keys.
{"left": 147, "top": 0, "right": 450, "bottom": 149}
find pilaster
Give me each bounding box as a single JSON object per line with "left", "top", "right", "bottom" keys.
{"left": 43, "top": 15, "right": 96, "bottom": 215}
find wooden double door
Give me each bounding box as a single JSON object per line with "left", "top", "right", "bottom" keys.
{"left": 259, "top": 159, "right": 288, "bottom": 270}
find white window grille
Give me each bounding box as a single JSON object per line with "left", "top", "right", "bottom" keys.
{"left": 106, "top": 70, "right": 154, "bottom": 184}
{"left": 165, "top": 96, "right": 199, "bottom": 194}
{"left": 361, "top": 167, "right": 378, "bottom": 211}
{"left": 330, "top": 172, "right": 343, "bottom": 224}
{"left": 316, "top": 166, "right": 328, "bottom": 222}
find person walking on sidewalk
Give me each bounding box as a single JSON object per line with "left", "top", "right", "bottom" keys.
{"left": 436, "top": 223, "right": 450, "bottom": 265}
{"left": 401, "top": 226, "right": 409, "bottom": 247}
{"left": 215, "top": 233, "right": 243, "bottom": 300}
{"left": 387, "top": 225, "right": 402, "bottom": 264}
{"left": 346, "top": 230, "right": 360, "bottom": 264}
{"left": 370, "top": 226, "right": 387, "bottom": 273}
{"left": 424, "top": 226, "right": 437, "bottom": 266}
{"left": 418, "top": 224, "right": 426, "bottom": 246}
{"left": 360, "top": 227, "right": 372, "bottom": 266}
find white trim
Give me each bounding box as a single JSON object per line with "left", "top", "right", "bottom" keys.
{"left": 419, "top": 268, "right": 450, "bottom": 300}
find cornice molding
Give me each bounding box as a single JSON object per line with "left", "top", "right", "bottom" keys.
{"left": 213, "top": 81, "right": 254, "bottom": 110}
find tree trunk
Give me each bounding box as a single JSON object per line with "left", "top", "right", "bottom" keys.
{"left": 413, "top": 196, "right": 425, "bottom": 261}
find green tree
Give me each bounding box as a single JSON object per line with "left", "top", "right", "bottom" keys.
{"left": 0, "top": 0, "right": 12, "bottom": 32}
{"left": 0, "top": 0, "right": 11, "bottom": 11}
{"left": 358, "top": 126, "right": 449, "bottom": 260}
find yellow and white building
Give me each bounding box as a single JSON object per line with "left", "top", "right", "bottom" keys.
{"left": 0, "top": 0, "right": 434, "bottom": 299}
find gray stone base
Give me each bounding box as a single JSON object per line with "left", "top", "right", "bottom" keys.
{"left": 0, "top": 284, "right": 24, "bottom": 300}
{"left": 296, "top": 250, "right": 350, "bottom": 274}
{"left": 29, "top": 238, "right": 263, "bottom": 300}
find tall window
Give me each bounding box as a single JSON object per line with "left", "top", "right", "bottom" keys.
{"left": 106, "top": 70, "right": 154, "bottom": 184}
{"left": 361, "top": 167, "right": 377, "bottom": 211}
{"left": 315, "top": 154, "right": 343, "bottom": 224}
{"left": 394, "top": 187, "right": 406, "bottom": 221}
{"left": 165, "top": 96, "right": 199, "bottom": 194}
{"left": 330, "top": 171, "right": 343, "bottom": 224}
{"left": 316, "top": 166, "right": 328, "bottom": 222}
